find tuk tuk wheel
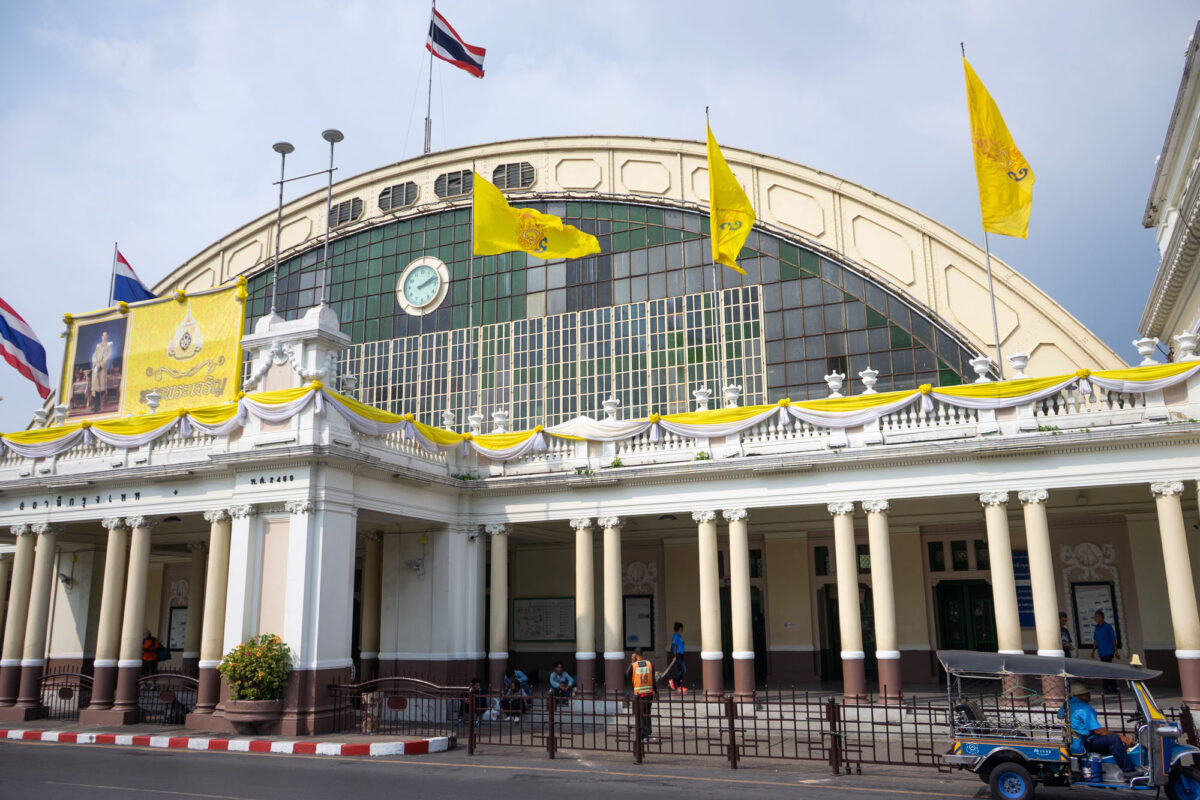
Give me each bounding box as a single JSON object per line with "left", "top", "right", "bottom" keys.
{"left": 1167, "top": 765, "right": 1200, "bottom": 800}
{"left": 988, "top": 762, "right": 1035, "bottom": 800}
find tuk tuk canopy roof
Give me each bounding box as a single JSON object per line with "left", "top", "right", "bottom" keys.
{"left": 936, "top": 650, "right": 1162, "bottom": 681}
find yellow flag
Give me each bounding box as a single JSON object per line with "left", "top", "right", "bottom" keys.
{"left": 472, "top": 173, "right": 600, "bottom": 259}
{"left": 963, "top": 57, "right": 1035, "bottom": 239}
{"left": 706, "top": 123, "right": 755, "bottom": 275}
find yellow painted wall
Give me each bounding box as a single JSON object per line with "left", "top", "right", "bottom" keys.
{"left": 512, "top": 546, "right": 573, "bottom": 598}
{"left": 259, "top": 518, "right": 290, "bottom": 636}
{"left": 1126, "top": 515, "right": 1173, "bottom": 651}
{"left": 764, "top": 534, "right": 812, "bottom": 648}
{"left": 663, "top": 540, "right": 699, "bottom": 652}
{"left": 891, "top": 531, "right": 930, "bottom": 648}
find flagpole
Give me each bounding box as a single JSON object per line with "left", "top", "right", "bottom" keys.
{"left": 705, "top": 107, "right": 727, "bottom": 396}
{"left": 468, "top": 160, "right": 477, "bottom": 419}
{"left": 424, "top": 1, "right": 435, "bottom": 154}
{"left": 108, "top": 242, "right": 118, "bottom": 307}
{"left": 982, "top": 231, "right": 1005, "bottom": 379}
{"left": 962, "top": 43, "right": 1005, "bottom": 380}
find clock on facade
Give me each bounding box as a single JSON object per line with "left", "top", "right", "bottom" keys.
{"left": 396, "top": 256, "right": 449, "bottom": 316}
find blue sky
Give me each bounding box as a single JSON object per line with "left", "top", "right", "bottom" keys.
{"left": 0, "top": 1, "right": 1196, "bottom": 431}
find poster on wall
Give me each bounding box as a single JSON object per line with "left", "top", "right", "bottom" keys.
{"left": 512, "top": 597, "right": 574, "bottom": 642}
{"left": 167, "top": 606, "right": 188, "bottom": 651}
{"left": 623, "top": 594, "right": 654, "bottom": 650}
{"left": 60, "top": 280, "right": 245, "bottom": 420}
{"left": 1072, "top": 581, "right": 1119, "bottom": 649}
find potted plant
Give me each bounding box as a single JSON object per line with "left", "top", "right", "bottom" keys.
{"left": 218, "top": 633, "right": 292, "bottom": 734}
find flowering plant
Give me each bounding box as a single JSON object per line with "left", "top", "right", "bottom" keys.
{"left": 218, "top": 633, "right": 293, "bottom": 700}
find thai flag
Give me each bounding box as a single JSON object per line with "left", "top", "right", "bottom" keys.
{"left": 112, "top": 248, "right": 155, "bottom": 304}
{"left": 426, "top": 8, "right": 485, "bottom": 78}
{"left": 0, "top": 296, "right": 52, "bottom": 399}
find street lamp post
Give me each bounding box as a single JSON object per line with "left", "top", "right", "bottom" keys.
{"left": 269, "top": 141, "right": 295, "bottom": 316}
{"left": 319, "top": 129, "right": 344, "bottom": 307}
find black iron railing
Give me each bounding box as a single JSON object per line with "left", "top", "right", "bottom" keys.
{"left": 136, "top": 671, "right": 198, "bottom": 724}
{"left": 38, "top": 669, "right": 93, "bottom": 722}
{"left": 328, "top": 677, "right": 469, "bottom": 739}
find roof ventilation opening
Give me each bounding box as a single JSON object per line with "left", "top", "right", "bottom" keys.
{"left": 434, "top": 169, "right": 473, "bottom": 199}
{"left": 330, "top": 198, "right": 363, "bottom": 228}
{"left": 492, "top": 162, "right": 535, "bottom": 190}
{"left": 379, "top": 182, "right": 418, "bottom": 212}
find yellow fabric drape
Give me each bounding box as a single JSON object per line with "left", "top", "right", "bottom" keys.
{"left": 92, "top": 413, "right": 179, "bottom": 436}
{"left": 795, "top": 389, "right": 917, "bottom": 412}
{"left": 3, "top": 422, "right": 85, "bottom": 444}
{"left": 660, "top": 404, "right": 773, "bottom": 426}
{"left": 188, "top": 403, "right": 241, "bottom": 426}
{"left": 1092, "top": 361, "right": 1199, "bottom": 382}
{"left": 934, "top": 375, "right": 1068, "bottom": 400}
{"left": 472, "top": 430, "right": 538, "bottom": 451}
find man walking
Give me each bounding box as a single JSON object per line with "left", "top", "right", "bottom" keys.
{"left": 1060, "top": 612, "right": 1074, "bottom": 657}
{"left": 1091, "top": 610, "right": 1119, "bottom": 693}
{"left": 667, "top": 622, "right": 686, "bottom": 691}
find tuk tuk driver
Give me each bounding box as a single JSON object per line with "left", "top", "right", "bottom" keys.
{"left": 1058, "top": 683, "right": 1140, "bottom": 777}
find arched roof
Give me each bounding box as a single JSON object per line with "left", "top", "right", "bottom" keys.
{"left": 157, "top": 135, "right": 1123, "bottom": 376}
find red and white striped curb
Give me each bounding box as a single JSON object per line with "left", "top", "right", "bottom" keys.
{"left": 1, "top": 729, "right": 450, "bottom": 757}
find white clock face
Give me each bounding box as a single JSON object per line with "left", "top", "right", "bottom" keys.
{"left": 396, "top": 257, "right": 449, "bottom": 315}
{"left": 403, "top": 264, "right": 441, "bottom": 307}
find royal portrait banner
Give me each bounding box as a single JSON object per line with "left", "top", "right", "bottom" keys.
{"left": 60, "top": 279, "right": 246, "bottom": 420}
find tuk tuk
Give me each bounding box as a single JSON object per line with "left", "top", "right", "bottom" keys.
{"left": 937, "top": 650, "right": 1200, "bottom": 799}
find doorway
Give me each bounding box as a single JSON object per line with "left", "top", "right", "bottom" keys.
{"left": 934, "top": 580, "right": 997, "bottom": 651}
{"left": 818, "top": 583, "right": 877, "bottom": 683}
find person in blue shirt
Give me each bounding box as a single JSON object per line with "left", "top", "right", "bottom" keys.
{"left": 1059, "top": 682, "right": 1138, "bottom": 776}
{"left": 667, "top": 622, "right": 687, "bottom": 691}
{"left": 1091, "top": 611, "right": 1120, "bottom": 693}
{"left": 549, "top": 661, "right": 576, "bottom": 699}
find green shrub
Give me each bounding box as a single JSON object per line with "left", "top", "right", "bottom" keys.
{"left": 218, "top": 633, "right": 293, "bottom": 700}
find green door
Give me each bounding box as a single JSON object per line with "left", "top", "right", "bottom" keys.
{"left": 935, "top": 580, "right": 997, "bottom": 651}
{"left": 820, "top": 583, "right": 877, "bottom": 682}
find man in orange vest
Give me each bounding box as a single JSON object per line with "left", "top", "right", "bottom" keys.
{"left": 627, "top": 648, "right": 657, "bottom": 743}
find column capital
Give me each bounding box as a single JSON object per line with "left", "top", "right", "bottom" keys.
{"left": 124, "top": 516, "right": 156, "bottom": 530}
{"left": 284, "top": 499, "right": 314, "bottom": 516}
{"left": 484, "top": 522, "right": 509, "bottom": 537}
{"left": 826, "top": 501, "right": 854, "bottom": 517}
{"left": 861, "top": 499, "right": 890, "bottom": 515}
{"left": 691, "top": 510, "right": 717, "bottom": 524}
{"left": 9, "top": 523, "right": 33, "bottom": 537}
{"left": 598, "top": 516, "right": 623, "bottom": 530}
{"left": 100, "top": 517, "right": 126, "bottom": 532}
{"left": 31, "top": 522, "right": 62, "bottom": 536}
{"left": 1017, "top": 489, "right": 1049, "bottom": 506}
{"left": 186, "top": 541, "right": 208, "bottom": 553}
{"left": 1151, "top": 481, "right": 1185, "bottom": 498}
{"left": 568, "top": 518, "right": 593, "bottom": 531}
{"left": 722, "top": 508, "right": 749, "bottom": 523}
{"left": 979, "top": 490, "right": 1010, "bottom": 507}
{"left": 202, "top": 508, "right": 231, "bottom": 523}
{"left": 228, "top": 504, "right": 255, "bottom": 519}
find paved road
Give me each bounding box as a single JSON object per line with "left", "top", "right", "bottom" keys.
{"left": 0, "top": 738, "right": 1150, "bottom": 799}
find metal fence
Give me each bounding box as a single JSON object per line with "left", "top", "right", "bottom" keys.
{"left": 38, "top": 668, "right": 93, "bottom": 722}
{"left": 136, "top": 671, "right": 198, "bottom": 725}
{"left": 328, "top": 677, "right": 470, "bottom": 739}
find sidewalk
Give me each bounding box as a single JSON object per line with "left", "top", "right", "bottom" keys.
{"left": 0, "top": 716, "right": 453, "bottom": 758}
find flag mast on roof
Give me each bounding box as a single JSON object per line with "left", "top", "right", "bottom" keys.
{"left": 424, "top": 2, "right": 486, "bottom": 154}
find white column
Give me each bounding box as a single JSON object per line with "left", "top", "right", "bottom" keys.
{"left": 723, "top": 508, "right": 755, "bottom": 696}
{"left": 113, "top": 516, "right": 153, "bottom": 714}
{"left": 182, "top": 542, "right": 206, "bottom": 669}
{"left": 863, "top": 499, "right": 901, "bottom": 701}
{"left": 90, "top": 519, "right": 129, "bottom": 705}
{"left": 1018, "top": 490, "right": 1062, "bottom": 656}
{"left": 570, "top": 518, "right": 596, "bottom": 697}
{"left": 829, "top": 501, "right": 866, "bottom": 700}
{"left": 600, "top": 515, "right": 625, "bottom": 696}
{"left": 16, "top": 523, "right": 60, "bottom": 709}
{"left": 980, "top": 491, "right": 1022, "bottom": 655}
{"left": 194, "top": 508, "right": 231, "bottom": 716}
{"left": 222, "top": 504, "right": 259, "bottom": 653}
{"left": 1152, "top": 481, "right": 1200, "bottom": 705}
{"left": 0, "top": 525, "right": 37, "bottom": 705}
{"left": 692, "top": 509, "right": 724, "bottom": 697}
{"left": 486, "top": 523, "right": 509, "bottom": 689}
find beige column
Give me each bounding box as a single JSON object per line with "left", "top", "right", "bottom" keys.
{"left": 863, "top": 500, "right": 901, "bottom": 703}
{"left": 829, "top": 502, "right": 866, "bottom": 701}
{"left": 723, "top": 508, "right": 754, "bottom": 697}
{"left": 600, "top": 516, "right": 625, "bottom": 697}
{"left": 13, "top": 523, "right": 60, "bottom": 714}
{"left": 487, "top": 523, "right": 509, "bottom": 691}
{"left": 192, "top": 509, "right": 231, "bottom": 717}
{"left": 1152, "top": 481, "right": 1200, "bottom": 705}
{"left": 85, "top": 518, "right": 130, "bottom": 712}
{"left": 181, "top": 542, "right": 206, "bottom": 676}
{"left": 1017, "top": 490, "right": 1061, "bottom": 655}
{"left": 693, "top": 510, "right": 724, "bottom": 697}
{"left": 112, "top": 516, "right": 153, "bottom": 717}
{"left": 570, "top": 518, "right": 596, "bottom": 698}
{"left": 0, "top": 554, "right": 9, "bottom": 646}
{"left": 980, "top": 491, "right": 1022, "bottom": 655}
{"left": 359, "top": 531, "right": 383, "bottom": 682}
{"left": 0, "top": 525, "right": 36, "bottom": 707}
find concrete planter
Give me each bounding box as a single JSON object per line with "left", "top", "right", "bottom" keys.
{"left": 224, "top": 699, "right": 283, "bottom": 735}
